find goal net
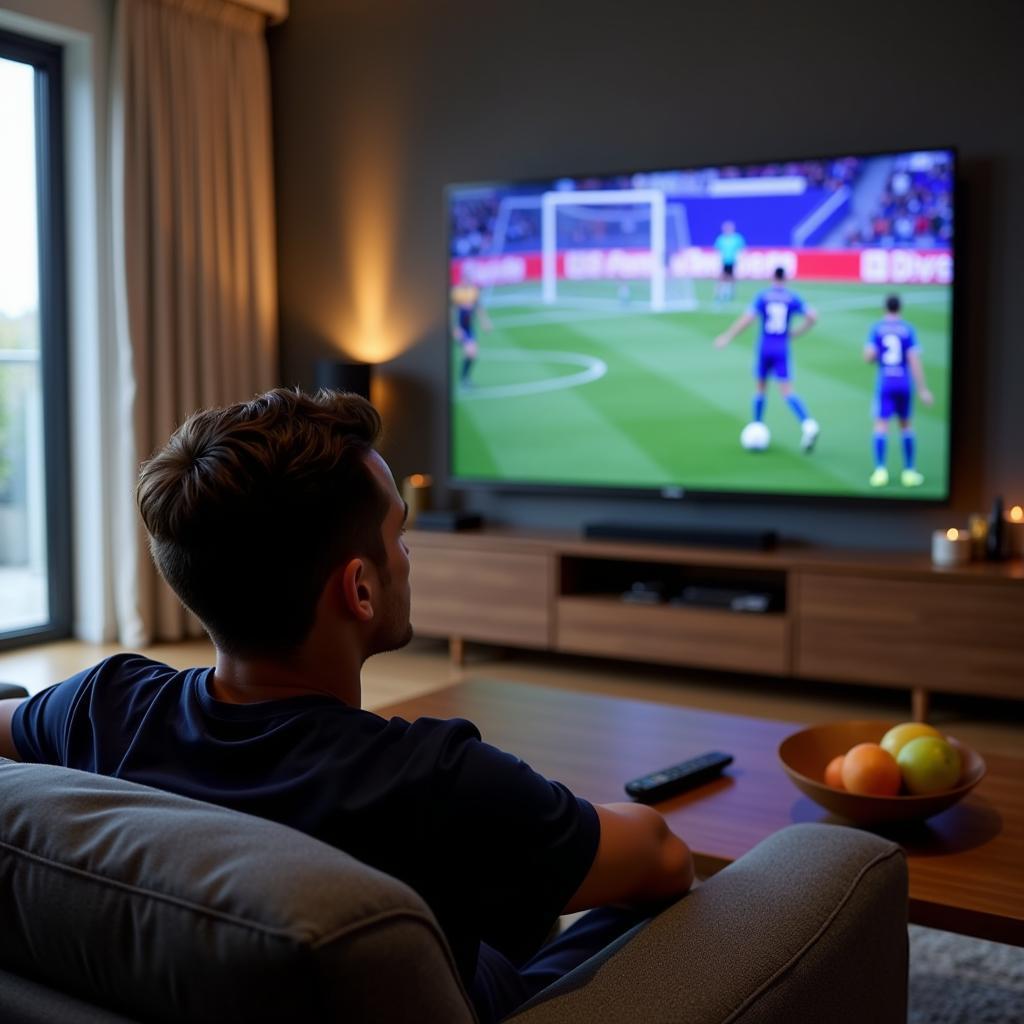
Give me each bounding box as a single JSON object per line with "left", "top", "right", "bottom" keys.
{"left": 484, "top": 189, "right": 697, "bottom": 311}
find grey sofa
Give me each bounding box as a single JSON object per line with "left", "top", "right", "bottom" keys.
{"left": 0, "top": 758, "right": 908, "bottom": 1022}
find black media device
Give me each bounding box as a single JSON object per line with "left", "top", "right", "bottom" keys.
{"left": 625, "top": 751, "right": 734, "bottom": 803}
{"left": 413, "top": 510, "right": 484, "bottom": 532}
{"left": 670, "top": 585, "right": 774, "bottom": 613}
{"left": 621, "top": 580, "right": 667, "bottom": 604}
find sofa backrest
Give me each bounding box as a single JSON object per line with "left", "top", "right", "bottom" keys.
{"left": 0, "top": 759, "right": 476, "bottom": 1023}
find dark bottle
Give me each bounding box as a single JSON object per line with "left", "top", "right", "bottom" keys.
{"left": 986, "top": 496, "right": 1005, "bottom": 560}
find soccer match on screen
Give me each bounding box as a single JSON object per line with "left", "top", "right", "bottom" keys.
{"left": 448, "top": 149, "right": 954, "bottom": 500}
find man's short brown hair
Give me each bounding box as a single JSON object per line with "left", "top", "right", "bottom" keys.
{"left": 137, "top": 388, "right": 388, "bottom": 657}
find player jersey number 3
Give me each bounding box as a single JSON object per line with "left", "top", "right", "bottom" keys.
{"left": 765, "top": 301, "right": 789, "bottom": 334}
{"left": 881, "top": 333, "right": 904, "bottom": 366}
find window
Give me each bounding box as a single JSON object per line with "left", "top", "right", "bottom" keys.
{"left": 0, "top": 29, "right": 70, "bottom": 646}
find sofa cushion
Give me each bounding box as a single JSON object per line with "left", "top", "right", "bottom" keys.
{"left": 0, "top": 759, "right": 475, "bottom": 1023}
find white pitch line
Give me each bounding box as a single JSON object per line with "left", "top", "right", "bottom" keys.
{"left": 459, "top": 349, "right": 608, "bottom": 400}
{"left": 489, "top": 288, "right": 947, "bottom": 329}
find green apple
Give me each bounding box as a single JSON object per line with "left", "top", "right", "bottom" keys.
{"left": 880, "top": 721, "right": 942, "bottom": 759}
{"left": 896, "top": 736, "right": 962, "bottom": 795}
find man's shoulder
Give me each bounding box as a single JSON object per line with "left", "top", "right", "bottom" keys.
{"left": 81, "top": 653, "right": 193, "bottom": 692}
{"left": 95, "top": 652, "right": 183, "bottom": 675}
{"left": 61, "top": 654, "right": 199, "bottom": 718}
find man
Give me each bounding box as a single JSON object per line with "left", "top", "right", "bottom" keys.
{"left": 0, "top": 388, "right": 692, "bottom": 1024}
{"left": 713, "top": 219, "right": 745, "bottom": 304}
{"left": 714, "top": 267, "right": 820, "bottom": 452}
{"left": 865, "top": 294, "right": 934, "bottom": 487}
{"left": 451, "top": 262, "right": 492, "bottom": 387}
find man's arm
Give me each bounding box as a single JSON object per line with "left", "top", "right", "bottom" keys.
{"left": 864, "top": 345, "right": 878, "bottom": 363}
{"left": 789, "top": 308, "right": 818, "bottom": 339}
{"left": 562, "top": 802, "right": 694, "bottom": 912}
{"left": 713, "top": 311, "right": 755, "bottom": 349}
{"left": 908, "top": 349, "right": 934, "bottom": 404}
{"left": 0, "top": 698, "right": 25, "bottom": 760}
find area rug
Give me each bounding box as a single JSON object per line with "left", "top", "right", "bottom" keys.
{"left": 909, "top": 924, "right": 1024, "bottom": 1023}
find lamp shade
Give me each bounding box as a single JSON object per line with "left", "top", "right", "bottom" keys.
{"left": 314, "top": 359, "right": 373, "bottom": 400}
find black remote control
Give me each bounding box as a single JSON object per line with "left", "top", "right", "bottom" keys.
{"left": 624, "top": 751, "right": 734, "bottom": 803}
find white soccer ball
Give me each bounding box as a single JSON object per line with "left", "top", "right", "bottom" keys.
{"left": 740, "top": 421, "right": 771, "bottom": 451}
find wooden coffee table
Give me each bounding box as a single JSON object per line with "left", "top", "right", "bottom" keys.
{"left": 376, "top": 679, "right": 1024, "bottom": 947}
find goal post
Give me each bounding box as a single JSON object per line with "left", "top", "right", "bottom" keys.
{"left": 541, "top": 189, "right": 667, "bottom": 310}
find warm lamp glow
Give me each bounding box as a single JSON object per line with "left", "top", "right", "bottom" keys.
{"left": 946, "top": 528, "right": 959, "bottom": 541}
{"left": 331, "top": 107, "right": 428, "bottom": 364}
{"left": 408, "top": 473, "right": 431, "bottom": 487}
{"left": 1011, "top": 505, "right": 1024, "bottom": 522}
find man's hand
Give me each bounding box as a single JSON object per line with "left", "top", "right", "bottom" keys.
{"left": 713, "top": 334, "right": 731, "bottom": 349}
{"left": 563, "top": 802, "right": 694, "bottom": 914}
{"left": 919, "top": 387, "right": 934, "bottom": 405}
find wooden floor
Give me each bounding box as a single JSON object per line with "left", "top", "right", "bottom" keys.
{"left": 1, "top": 636, "right": 1022, "bottom": 758}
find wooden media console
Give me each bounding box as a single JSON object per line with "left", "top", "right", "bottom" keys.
{"left": 408, "top": 528, "right": 1024, "bottom": 717}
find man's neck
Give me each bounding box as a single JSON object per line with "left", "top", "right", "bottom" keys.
{"left": 211, "top": 646, "right": 362, "bottom": 708}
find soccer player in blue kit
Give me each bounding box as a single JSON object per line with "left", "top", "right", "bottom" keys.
{"left": 714, "top": 267, "right": 820, "bottom": 452}
{"left": 865, "top": 294, "right": 933, "bottom": 488}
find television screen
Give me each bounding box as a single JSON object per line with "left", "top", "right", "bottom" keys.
{"left": 447, "top": 148, "right": 954, "bottom": 501}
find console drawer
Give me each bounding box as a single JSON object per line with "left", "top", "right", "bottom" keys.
{"left": 556, "top": 596, "right": 788, "bottom": 675}
{"left": 794, "top": 572, "right": 1024, "bottom": 698}
{"left": 410, "top": 548, "right": 552, "bottom": 647}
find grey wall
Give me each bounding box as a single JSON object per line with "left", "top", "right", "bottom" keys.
{"left": 269, "top": 0, "right": 1023, "bottom": 551}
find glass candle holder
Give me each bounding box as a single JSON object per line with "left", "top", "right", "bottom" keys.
{"left": 1005, "top": 505, "right": 1024, "bottom": 557}
{"left": 967, "top": 513, "right": 989, "bottom": 560}
{"left": 932, "top": 527, "right": 971, "bottom": 568}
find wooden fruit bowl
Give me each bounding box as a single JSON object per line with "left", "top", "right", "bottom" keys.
{"left": 778, "top": 720, "right": 986, "bottom": 825}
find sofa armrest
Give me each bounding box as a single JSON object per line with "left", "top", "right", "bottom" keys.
{"left": 505, "top": 823, "right": 908, "bottom": 1024}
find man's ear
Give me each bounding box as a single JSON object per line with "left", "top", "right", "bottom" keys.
{"left": 336, "top": 558, "right": 375, "bottom": 623}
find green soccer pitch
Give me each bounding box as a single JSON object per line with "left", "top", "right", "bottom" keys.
{"left": 451, "top": 279, "right": 952, "bottom": 500}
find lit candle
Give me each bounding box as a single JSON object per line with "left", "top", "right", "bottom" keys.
{"left": 931, "top": 527, "right": 971, "bottom": 567}
{"left": 401, "top": 474, "right": 433, "bottom": 528}
{"left": 967, "top": 513, "right": 989, "bottom": 560}
{"left": 1005, "top": 505, "right": 1024, "bottom": 557}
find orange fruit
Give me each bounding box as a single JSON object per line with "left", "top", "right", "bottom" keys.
{"left": 841, "top": 742, "right": 901, "bottom": 796}
{"left": 824, "top": 754, "right": 846, "bottom": 790}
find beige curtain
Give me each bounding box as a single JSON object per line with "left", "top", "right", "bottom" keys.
{"left": 110, "top": 0, "right": 278, "bottom": 645}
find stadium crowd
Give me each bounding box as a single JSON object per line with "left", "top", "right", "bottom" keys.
{"left": 450, "top": 156, "right": 952, "bottom": 256}
{"left": 715, "top": 157, "right": 862, "bottom": 192}
{"left": 845, "top": 159, "right": 953, "bottom": 249}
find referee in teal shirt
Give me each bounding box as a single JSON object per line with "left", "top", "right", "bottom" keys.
{"left": 714, "top": 220, "right": 746, "bottom": 304}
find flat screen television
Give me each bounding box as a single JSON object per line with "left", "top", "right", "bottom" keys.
{"left": 446, "top": 147, "right": 955, "bottom": 502}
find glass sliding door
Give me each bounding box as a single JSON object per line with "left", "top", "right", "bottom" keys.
{"left": 0, "top": 30, "right": 69, "bottom": 645}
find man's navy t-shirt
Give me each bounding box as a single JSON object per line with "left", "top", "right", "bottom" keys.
{"left": 12, "top": 655, "right": 600, "bottom": 995}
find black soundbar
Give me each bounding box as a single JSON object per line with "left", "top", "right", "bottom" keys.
{"left": 583, "top": 522, "right": 778, "bottom": 551}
